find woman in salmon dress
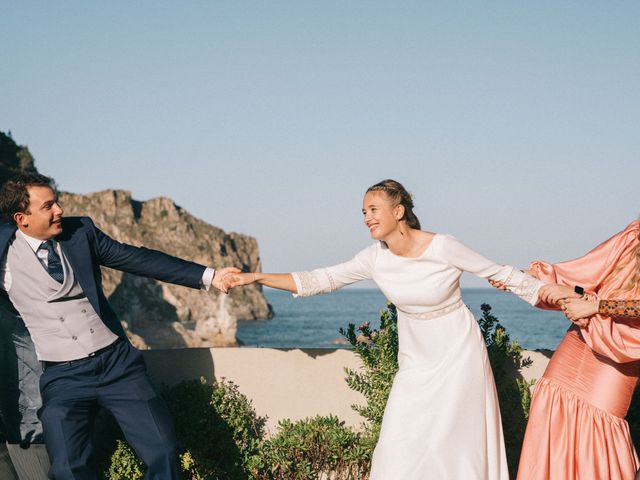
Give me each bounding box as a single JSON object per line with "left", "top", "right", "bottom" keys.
{"left": 517, "top": 220, "right": 640, "bottom": 480}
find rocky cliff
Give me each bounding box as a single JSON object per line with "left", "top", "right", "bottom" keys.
{"left": 0, "top": 132, "right": 38, "bottom": 215}
{"left": 0, "top": 132, "right": 273, "bottom": 348}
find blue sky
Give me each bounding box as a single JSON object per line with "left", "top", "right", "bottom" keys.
{"left": 1, "top": 2, "right": 638, "bottom": 286}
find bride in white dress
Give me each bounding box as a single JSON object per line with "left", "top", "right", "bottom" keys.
{"left": 225, "top": 179, "right": 543, "bottom": 479}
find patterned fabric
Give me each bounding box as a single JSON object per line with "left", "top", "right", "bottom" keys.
{"left": 293, "top": 270, "right": 335, "bottom": 297}
{"left": 38, "top": 241, "right": 64, "bottom": 283}
{"left": 599, "top": 300, "right": 640, "bottom": 319}
{"left": 504, "top": 268, "right": 541, "bottom": 305}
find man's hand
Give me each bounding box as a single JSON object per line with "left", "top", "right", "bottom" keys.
{"left": 538, "top": 284, "right": 580, "bottom": 306}
{"left": 561, "top": 297, "right": 599, "bottom": 327}
{"left": 211, "top": 267, "right": 241, "bottom": 294}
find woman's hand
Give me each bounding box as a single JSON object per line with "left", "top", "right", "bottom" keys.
{"left": 488, "top": 279, "right": 509, "bottom": 291}
{"left": 561, "top": 297, "right": 599, "bottom": 327}
{"left": 538, "top": 284, "right": 580, "bottom": 306}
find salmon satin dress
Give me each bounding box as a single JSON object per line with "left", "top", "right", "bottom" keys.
{"left": 518, "top": 221, "right": 640, "bottom": 480}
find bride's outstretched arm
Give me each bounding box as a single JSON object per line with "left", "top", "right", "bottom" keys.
{"left": 225, "top": 272, "right": 298, "bottom": 293}
{"left": 437, "top": 234, "right": 545, "bottom": 306}
{"left": 489, "top": 279, "right": 581, "bottom": 309}
{"left": 224, "top": 244, "right": 377, "bottom": 296}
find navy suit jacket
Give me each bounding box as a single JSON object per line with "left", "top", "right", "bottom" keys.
{"left": 0, "top": 216, "right": 208, "bottom": 338}
{"left": 0, "top": 216, "right": 208, "bottom": 445}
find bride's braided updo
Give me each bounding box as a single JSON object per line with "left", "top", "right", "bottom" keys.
{"left": 366, "top": 179, "right": 421, "bottom": 230}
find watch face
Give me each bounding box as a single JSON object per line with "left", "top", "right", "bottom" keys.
{"left": 574, "top": 286, "right": 585, "bottom": 296}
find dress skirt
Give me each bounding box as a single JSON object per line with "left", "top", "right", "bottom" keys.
{"left": 369, "top": 304, "right": 509, "bottom": 480}
{"left": 517, "top": 328, "right": 640, "bottom": 480}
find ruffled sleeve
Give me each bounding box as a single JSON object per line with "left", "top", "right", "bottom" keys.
{"left": 291, "top": 244, "right": 377, "bottom": 297}
{"left": 531, "top": 220, "right": 640, "bottom": 363}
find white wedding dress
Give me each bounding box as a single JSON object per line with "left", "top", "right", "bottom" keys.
{"left": 291, "top": 234, "right": 542, "bottom": 480}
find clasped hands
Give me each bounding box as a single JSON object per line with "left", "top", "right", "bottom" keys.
{"left": 211, "top": 268, "right": 258, "bottom": 294}
{"left": 537, "top": 284, "right": 600, "bottom": 327}
{"left": 489, "top": 281, "right": 599, "bottom": 328}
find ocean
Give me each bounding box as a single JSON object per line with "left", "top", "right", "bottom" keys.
{"left": 237, "top": 288, "right": 570, "bottom": 351}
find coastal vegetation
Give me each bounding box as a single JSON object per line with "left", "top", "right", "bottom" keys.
{"left": 103, "top": 302, "right": 541, "bottom": 479}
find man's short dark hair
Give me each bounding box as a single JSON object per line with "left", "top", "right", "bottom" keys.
{"left": 0, "top": 173, "right": 56, "bottom": 222}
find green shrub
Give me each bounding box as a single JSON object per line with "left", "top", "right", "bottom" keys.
{"left": 339, "top": 302, "right": 399, "bottom": 445}
{"left": 478, "top": 303, "right": 535, "bottom": 477}
{"left": 106, "top": 440, "right": 144, "bottom": 480}
{"left": 249, "top": 415, "right": 369, "bottom": 480}
{"left": 103, "top": 378, "right": 266, "bottom": 480}
{"left": 165, "top": 378, "right": 266, "bottom": 479}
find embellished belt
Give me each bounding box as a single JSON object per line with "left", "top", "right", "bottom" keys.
{"left": 398, "top": 299, "right": 464, "bottom": 320}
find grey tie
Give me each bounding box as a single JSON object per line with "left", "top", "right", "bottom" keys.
{"left": 39, "top": 240, "right": 64, "bottom": 283}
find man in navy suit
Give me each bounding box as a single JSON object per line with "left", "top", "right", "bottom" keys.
{"left": 0, "top": 173, "right": 239, "bottom": 480}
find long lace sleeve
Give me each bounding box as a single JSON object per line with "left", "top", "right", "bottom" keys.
{"left": 291, "top": 244, "right": 377, "bottom": 297}
{"left": 438, "top": 235, "right": 544, "bottom": 306}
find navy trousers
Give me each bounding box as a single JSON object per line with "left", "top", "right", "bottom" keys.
{"left": 39, "top": 339, "right": 180, "bottom": 480}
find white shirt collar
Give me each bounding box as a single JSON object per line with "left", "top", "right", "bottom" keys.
{"left": 16, "top": 229, "right": 55, "bottom": 253}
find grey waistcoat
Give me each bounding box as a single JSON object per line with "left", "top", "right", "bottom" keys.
{"left": 6, "top": 234, "right": 118, "bottom": 361}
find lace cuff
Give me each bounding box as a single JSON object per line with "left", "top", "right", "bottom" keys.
{"left": 291, "top": 269, "right": 337, "bottom": 297}
{"left": 599, "top": 300, "right": 640, "bottom": 319}
{"left": 503, "top": 268, "right": 544, "bottom": 306}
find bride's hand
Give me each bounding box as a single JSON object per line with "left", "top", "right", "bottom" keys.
{"left": 488, "top": 279, "right": 509, "bottom": 291}
{"left": 538, "top": 284, "right": 580, "bottom": 306}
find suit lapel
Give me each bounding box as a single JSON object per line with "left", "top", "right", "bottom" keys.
{"left": 0, "top": 223, "right": 17, "bottom": 257}
{"left": 58, "top": 228, "right": 101, "bottom": 317}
